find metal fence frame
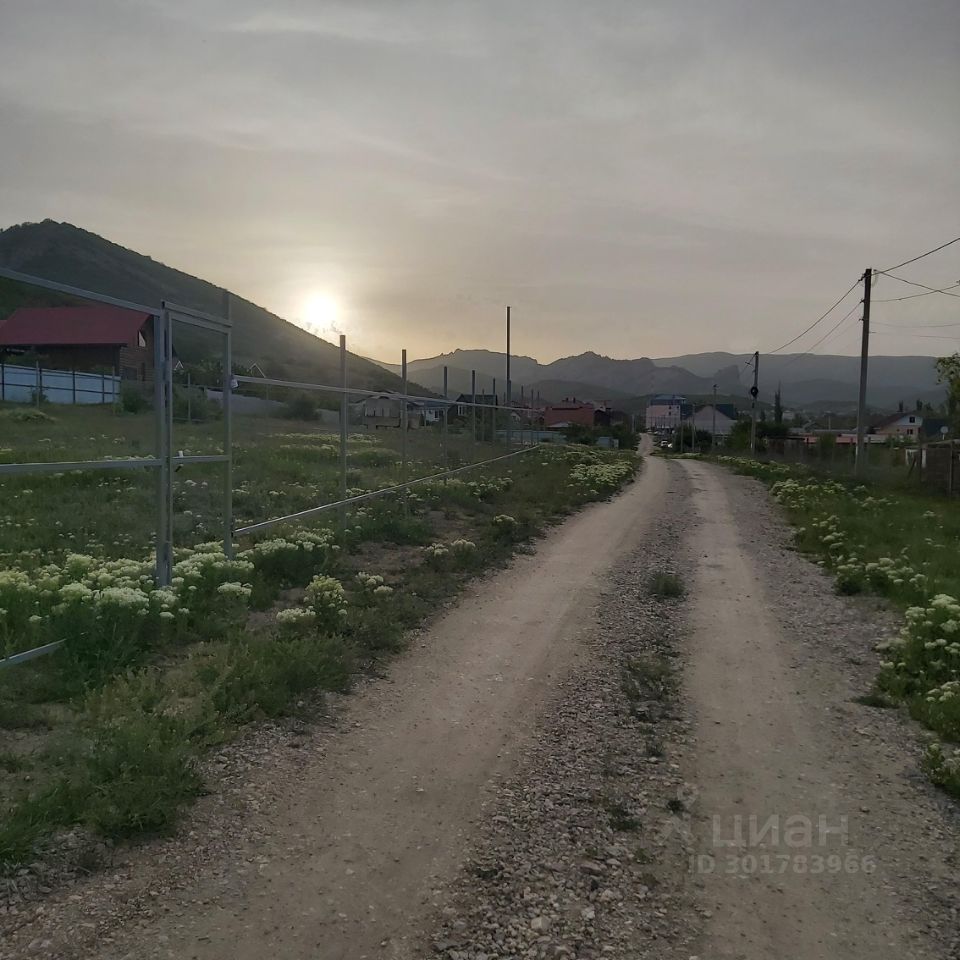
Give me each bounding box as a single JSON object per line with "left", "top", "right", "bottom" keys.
{"left": 0, "top": 268, "right": 233, "bottom": 672}
{"left": 0, "top": 267, "right": 545, "bottom": 668}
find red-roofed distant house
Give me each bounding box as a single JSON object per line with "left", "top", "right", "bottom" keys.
{"left": 543, "top": 398, "right": 596, "bottom": 428}
{"left": 0, "top": 305, "right": 155, "bottom": 382}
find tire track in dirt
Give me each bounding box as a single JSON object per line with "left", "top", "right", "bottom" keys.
{"left": 680, "top": 459, "right": 955, "bottom": 959}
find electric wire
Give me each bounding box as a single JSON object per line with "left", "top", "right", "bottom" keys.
{"left": 880, "top": 235, "right": 960, "bottom": 274}
{"left": 765, "top": 278, "right": 861, "bottom": 355}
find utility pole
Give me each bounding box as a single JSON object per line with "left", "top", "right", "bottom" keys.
{"left": 712, "top": 383, "right": 718, "bottom": 450}
{"left": 505, "top": 306, "right": 512, "bottom": 449}
{"left": 749, "top": 352, "right": 760, "bottom": 456}
{"left": 442, "top": 364, "right": 448, "bottom": 471}
{"left": 855, "top": 268, "right": 872, "bottom": 476}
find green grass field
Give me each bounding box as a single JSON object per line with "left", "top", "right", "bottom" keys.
{"left": 718, "top": 456, "right": 960, "bottom": 797}
{"left": 0, "top": 402, "right": 639, "bottom": 867}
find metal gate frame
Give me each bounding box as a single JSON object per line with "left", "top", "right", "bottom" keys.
{"left": 156, "top": 301, "right": 233, "bottom": 584}
{"left": 0, "top": 266, "right": 232, "bottom": 605}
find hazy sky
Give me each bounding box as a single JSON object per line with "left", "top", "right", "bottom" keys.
{"left": 1, "top": 0, "right": 958, "bottom": 363}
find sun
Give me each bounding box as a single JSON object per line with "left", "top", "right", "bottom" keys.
{"left": 300, "top": 292, "right": 342, "bottom": 338}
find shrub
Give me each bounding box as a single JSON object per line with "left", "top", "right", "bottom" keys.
{"left": 51, "top": 584, "right": 160, "bottom": 681}
{"left": 921, "top": 742, "right": 960, "bottom": 799}
{"left": 247, "top": 531, "right": 338, "bottom": 588}
{"left": 202, "top": 634, "right": 353, "bottom": 724}
{"left": 304, "top": 575, "right": 348, "bottom": 632}
{"left": 283, "top": 392, "right": 319, "bottom": 421}
{"left": 118, "top": 384, "right": 150, "bottom": 414}
{"left": 81, "top": 710, "right": 203, "bottom": 838}
{"left": 1, "top": 407, "right": 55, "bottom": 423}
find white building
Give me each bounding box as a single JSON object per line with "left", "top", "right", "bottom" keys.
{"left": 684, "top": 404, "right": 736, "bottom": 436}
{"left": 646, "top": 394, "right": 687, "bottom": 431}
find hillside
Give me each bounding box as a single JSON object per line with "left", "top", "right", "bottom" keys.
{"left": 372, "top": 360, "right": 632, "bottom": 405}
{"left": 655, "top": 351, "right": 945, "bottom": 407}
{"left": 0, "top": 220, "right": 415, "bottom": 393}
{"left": 380, "top": 346, "right": 947, "bottom": 412}
{"left": 372, "top": 348, "right": 748, "bottom": 402}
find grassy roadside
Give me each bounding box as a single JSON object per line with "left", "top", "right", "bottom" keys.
{"left": 0, "top": 416, "right": 639, "bottom": 869}
{"left": 717, "top": 456, "right": 960, "bottom": 798}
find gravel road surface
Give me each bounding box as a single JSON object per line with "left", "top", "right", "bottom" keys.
{"left": 3, "top": 456, "right": 957, "bottom": 960}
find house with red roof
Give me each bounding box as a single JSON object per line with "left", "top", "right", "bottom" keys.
{"left": 0, "top": 305, "right": 155, "bottom": 383}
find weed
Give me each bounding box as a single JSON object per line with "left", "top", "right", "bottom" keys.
{"left": 648, "top": 571, "right": 684, "bottom": 598}
{"left": 0, "top": 408, "right": 640, "bottom": 863}
{"left": 604, "top": 797, "right": 641, "bottom": 832}
{"left": 853, "top": 689, "right": 894, "bottom": 709}
{"left": 622, "top": 655, "right": 674, "bottom": 702}
{"left": 0, "top": 751, "right": 29, "bottom": 773}
{"left": 200, "top": 633, "right": 353, "bottom": 725}
{"left": 921, "top": 743, "right": 960, "bottom": 799}
{"left": 81, "top": 712, "right": 204, "bottom": 839}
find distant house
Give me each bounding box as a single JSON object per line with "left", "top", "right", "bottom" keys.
{"left": 873, "top": 412, "right": 923, "bottom": 441}
{"left": 593, "top": 405, "right": 628, "bottom": 428}
{"left": 685, "top": 404, "right": 736, "bottom": 436}
{"left": 418, "top": 399, "right": 452, "bottom": 424}
{"left": 360, "top": 392, "right": 424, "bottom": 430}
{"left": 645, "top": 394, "right": 689, "bottom": 431}
{"left": 543, "top": 398, "right": 595, "bottom": 428}
{"left": 455, "top": 392, "right": 498, "bottom": 416}
{"left": 0, "top": 305, "right": 155, "bottom": 382}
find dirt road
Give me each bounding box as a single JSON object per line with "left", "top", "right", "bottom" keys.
{"left": 71, "top": 457, "right": 665, "bottom": 960}
{"left": 680, "top": 459, "right": 956, "bottom": 959}
{"left": 4, "top": 456, "right": 957, "bottom": 960}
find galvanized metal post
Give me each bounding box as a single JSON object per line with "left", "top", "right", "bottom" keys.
{"left": 470, "top": 369, "right": 477, "bottom": 450}
{"left": 186, "top": 371, "right": 192, "bottom": 423}
{"left": 165, "top": 308, "right": 175, "bottom": 578}
{"left": 1, "top": 362, "right": 4, "bottom": 401}
{"left": 401, "top": 349, "right": 408, "bottom": 513}
{"left": 222, "top": 290, "right": 234, "bottom": 558}
{"left": 72, "top": 369, "right": 77, "bottom": 405}
{"left": 520, "top": 385, "right": 526, "bottom": 447}
{"left": 35, "top": 361, "right": 41, "bottom": 408}
{"left": 442, "top": 365, "right": 448, "bottom": 473}
{"left": 339, "top": 334, "right": 348, "bottom": 531}
{"left": 492, "top": 377, "right": 497, "bottom": 447}
{"left": 154, "top": 308, "right": 172, "bottom": 585}
{"left": 505, "top": 306, "right": 512, "bottom": 449}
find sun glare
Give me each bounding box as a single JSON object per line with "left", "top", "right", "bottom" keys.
{"left": 299, "top": 291, "right": 343, "bottom": 338}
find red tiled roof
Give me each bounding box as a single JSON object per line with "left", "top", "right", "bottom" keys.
{"left": 0, "top": 306, "right": 150, "bottom": 348}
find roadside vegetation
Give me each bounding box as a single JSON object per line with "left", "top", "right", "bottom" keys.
{"left": 718, "top": 456, "right": 960, "bottom": 798}
{"left": 0, "top": 403, "right": 639, "bottom": 868}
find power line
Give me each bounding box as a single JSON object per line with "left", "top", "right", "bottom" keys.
{"left": 873, "top": 281, "right": 960, "bottom": 303}
{"left": 877, "top": 271, "right": 960, "bottom": 298}
{"left": 872, "top": 331, "right": 960, "bottom": 341}
{"left": 873, "top": 318, "right": 960, "bottom": 330}
{"left": 880, "top": 235, "right": 960, "bottom": 274}
{"left": 766, "top": 278, "right": 861, "bottom": 355}
{"left": 778, "top": 302, "right": 862, "bottom": 370}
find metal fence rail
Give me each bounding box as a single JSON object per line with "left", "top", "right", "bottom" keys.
{"left": 0, "top": 271, "right": 548, "bottom": 669}
{"left": 235, "top": 445, "right": 540, "bottom": 537}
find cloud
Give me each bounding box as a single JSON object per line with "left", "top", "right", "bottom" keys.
{"left": 0, "top": 0, "right": 958, "bottom": 362}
